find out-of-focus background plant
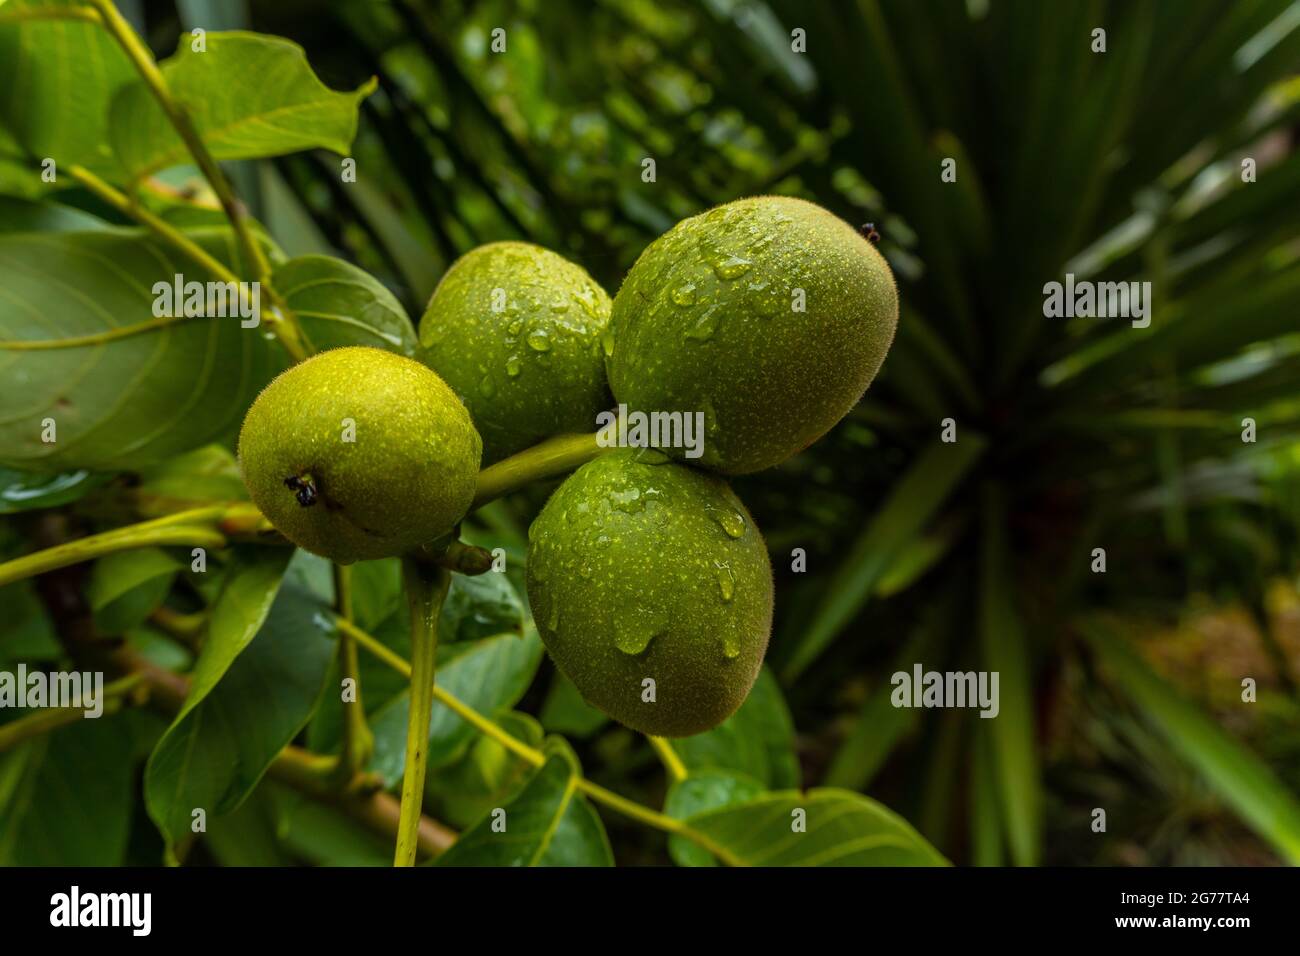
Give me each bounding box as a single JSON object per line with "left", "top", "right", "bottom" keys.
{"left": 4, "top": 0, "right": 1300, "bottom": 866}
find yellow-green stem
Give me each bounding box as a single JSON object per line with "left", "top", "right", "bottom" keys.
{"left": 340, "top": 616, "right": 743, "bottom": 866}
{"left": 332, "top": 563, "right": 374, "bottom": 785}
{"left": 394, "top": 559, "right": 450, "bottom": 866}
{"left": 0, "top": 507, "right": 230, "bottom": 588}
{"left": 472, "top": 432, "right": 608, "bottom": 509}
{"left": 647, "top": 735, "right": 689, "bottom": 783}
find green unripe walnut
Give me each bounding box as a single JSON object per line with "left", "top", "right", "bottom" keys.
{"left": 418, "top": 242, "right": 613, "bottom": 463}
{"left": 238, "top": 346, "right": 482, "bottom": 564}
{"left": 526, "top": 449, "right": 773, "bottom": 737}
{"left": 606, "top": 195, "right": 898, "bottom": 474}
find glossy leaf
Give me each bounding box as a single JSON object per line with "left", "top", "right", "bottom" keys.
{"left": 685, "top": 788, "right": 949, "bottom": 867}
{"left": 275, "top": 254, "right": 417, "bottom": 356}
{"left": 145, "top": 583, "right": 335, "bottom": 849}
{"left": 664, "top": 769, "right": 765, "bottom": 867}
{"left": 435, "top": 744, "right": 613, "bottom": 867}
{"left": 110, "top": 32, "right": 375, "bottom": 180}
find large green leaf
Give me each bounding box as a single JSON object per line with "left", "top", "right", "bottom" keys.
{"left": 145, "top": 583, "right": 335, "bottom": 850}
{"left": 435, "top": 744, "right": 614, "bottom": 867}
{"left": 670, "top": 667, "right": 800, "bottom": 788}
{"left": 0, "top": 713, "right": 136, "bottom": 865}
{"left": 1086, "top": 621, "right": 1300, "bottom": 864}
{"left": 110, "top": 32, "right": 375, "bottom": 180}
{"left": 0, "top": 227, "right": 285, "bottom": 471}
{"left": 0, "top": 0, "right": 136, "bottom": 180}
{"left": 685, "top": 788, "right": 949, "bottom": 867}
{"left": 274, "top": 254, "right": 417, "bottom": 356}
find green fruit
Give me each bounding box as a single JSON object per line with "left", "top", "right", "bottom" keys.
{"left": 418, "top": 242, "right": 613, "bottom": 463}
{"left": 238, "top": 346, "right": 481, "bottom": 564}
{"left": 525, "top": 449, "right": 773, "bottom": 737}
{"left": 605, "top": 195, "right": 898, "bottom": 474}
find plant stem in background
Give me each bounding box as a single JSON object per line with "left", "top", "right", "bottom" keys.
{"left": 471, "top": 432, "right": 608, "bottom": 509}
{"left": 332, "top": 563, "right": 375, "bottom": 786}
{"left": 339, "top": 616, "right": 743, "bottom": 866}
{"left": 394, "top": 559, "right": 450, "bottom": 866}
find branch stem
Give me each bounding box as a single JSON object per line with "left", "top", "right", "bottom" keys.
{"left": 0, "top": 507, "right": 231, "bottom": 588}
{"left": 332, "top": 563, "right": 374, "bottom": 786}
{"left": 0, "top": 673, "right": 146, "bottom": 752}
{"left": 471, "top": 432, "right": 608, "bottom": 509}
{"left": 647, "top": 735, "right": 689, "bottom": 783}
{"left": 394, "top": 559, "right": 450, "bottom": 866}
{"left": 341, "top": 616, "right": 742, "bottom": 865}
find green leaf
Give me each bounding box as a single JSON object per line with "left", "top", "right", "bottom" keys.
{"left": 203, "top": 786, "right": 297, "bottom": 867}
{"left": 539, "top": 670, "right": 609, "bottom": 739}
{"left": 270, "top": 786, "right": 393, "bottom": 866}
{"left": 1085, "top": 621, "right": 1300, "bottom": 865}
{"left": 0, "top": 227, "right": 286, "bottom": 471}
{"left": 110, "top": 32, "right": 375, "bottom": 180}
{"left": 425, "top": 710, "right": 544, "bottom": 829}
{"left": 439, "top": 571, "right": 527, "bottom": 644}
{"left": 435, "top": 743, "right": 614, "bottom": 867}
{"left": 0, "top": 714, "right": 136, "bottom": 865}
{"left": 86, "top": 546, "right": 180, "bottom": 634}
{"left": 670, "top": 667, "right": 800, "bottom": 788}
{"left": 145, "top": 583, "right": 335, "bottom": 850}
{"left": 131, "top": 444, "right": 248, "bottom": 506}
{"left": 979, "top": 484, "right": 1041, "bottom": 866}
{"left": 686, "top": 788, "right": 949, "bottom": 866}
{"left": 0, "top": 579, "right": 59, "bottom": 664}
{"left": 180, "top": 546, "right": 292, "bottom": 716}
{"left": 0, "top": 0, "right": 137, "bottom": 180}
{"left": 0, "top": 465, "right": 109, "bottom": 513}
{"left": 780, "top": 435, "right": 985, "bottom": 680}
{"left": 664, "top": 769, "right": 765, "bottom": 867}
{"left": 367, "top": 628, "right": 544, "bottom": 785}
{"left": 275, "top": 255, "right": 417, "bottom": 356}
{"left": 0, "top": 195, "right": 108, "bottom": 232}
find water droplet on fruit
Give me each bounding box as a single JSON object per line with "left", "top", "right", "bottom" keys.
{"left": 505, "top": 354, "right": 522, "bottom": 377}
{"left": 684, "top": 306, "right": 719, "bottom": 341}
{"left": 713, "top": 509, "right": 745, "bottom": 538}
{"left": 547, "top": 604, "right": 560, "bottom": 631}
{"left": 710, "top": 253, "right": 752, "bottom": 279}
{"left": 507, "top": 318, "right": 524, "bottom": 336}
{"left": 614, "top": 620, "right": 657, "bottom": 655}
{"left": 671, "top": 282, "right": 697, "bottom": 306}
{"left": 610, "top": 487, "right": 643, "bottom": 513}
{"left": 716, "top": 562, "right": 735, "bottom": 603}
{"left": 478, "top": 375, "right": 496, "bottom": 398}
{"left": 526, "top": 328, "right": 552, "bottom": 352}
{"left": 601, "top": 329, "right": 615, "bottom": 358}
{"left": 594, "top": 534, "right": 611, "bottom": 548}
{"left": 550, "top": 298, "right": 570, "bottom": 314}
{"left": 721, "top": 631, "right": 741, "bottom": 659}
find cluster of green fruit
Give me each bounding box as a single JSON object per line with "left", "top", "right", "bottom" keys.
{"left": 238, "top": 196, "right": 898, "bottom": 736}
